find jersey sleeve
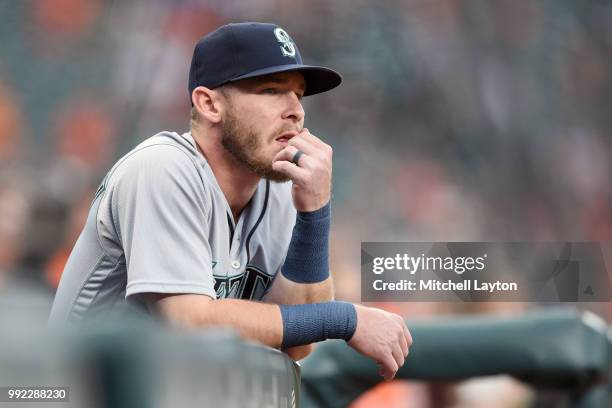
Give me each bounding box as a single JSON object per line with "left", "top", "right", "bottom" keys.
{"left": 107, "top": 144, "right": 216, "bottom": 299}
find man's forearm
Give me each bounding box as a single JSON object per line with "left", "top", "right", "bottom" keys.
{"left": 152, "top": 294, "right": 284, "bottom": 348}
{"left": 264, "top": 272, "right": 334, "bottom": 305}
{"left": 150, "top": 293, "right": 357, "bottom": 352}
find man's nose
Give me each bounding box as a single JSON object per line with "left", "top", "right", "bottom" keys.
{"left": 282, "top": 93, "right": 305, "bottom": 123}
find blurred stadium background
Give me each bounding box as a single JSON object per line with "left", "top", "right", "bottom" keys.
{"left": 1, "top": 0, "right": 612, "bottom": 407}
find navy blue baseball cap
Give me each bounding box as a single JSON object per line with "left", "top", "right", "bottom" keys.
{"left": 188, "top": 22, "right": 342, "bottom": 102}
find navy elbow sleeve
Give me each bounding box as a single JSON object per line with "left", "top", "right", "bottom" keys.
{"left": 280, "top": 301, "right": 357, "bottom": 348}
{"left": 282, "top": 202, "right": 330, "bottom": 283}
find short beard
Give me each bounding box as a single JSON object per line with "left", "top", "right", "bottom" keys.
{"left": 221, "top": 108, "right": 290, "bottom": 183}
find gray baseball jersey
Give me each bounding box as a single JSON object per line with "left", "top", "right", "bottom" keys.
{"left": 49, "top": 131, "right": 296, "bottom": 323}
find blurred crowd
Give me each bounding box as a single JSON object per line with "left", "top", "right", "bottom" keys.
{"left": 1, "top": 0, "right": 612, "bottom": 406}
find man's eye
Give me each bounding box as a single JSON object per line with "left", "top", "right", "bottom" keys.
{"left": 262, "top": 88, "right": 277, "bottom": 94}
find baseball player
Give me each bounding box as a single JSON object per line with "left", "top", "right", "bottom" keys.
{"left": 49, "top": 22, "right": 411, "bottom": 380}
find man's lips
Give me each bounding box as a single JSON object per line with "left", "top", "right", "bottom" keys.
{"left": 275, "top": 131, "right": 298, "bottom": 144}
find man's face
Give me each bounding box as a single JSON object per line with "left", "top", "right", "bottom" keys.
{"left": 219, "top": 71, "right": 306, "bottom": 182}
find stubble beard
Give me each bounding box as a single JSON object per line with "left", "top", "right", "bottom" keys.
{"left": 221, "top": 109, "right": 290, "bottom": 183}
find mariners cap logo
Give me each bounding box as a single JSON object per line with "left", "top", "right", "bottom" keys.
{"left": 274, "top": 27, "right": 296, "bottom": 58}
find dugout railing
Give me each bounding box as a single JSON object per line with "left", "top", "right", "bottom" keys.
{"left": 1, "top": 287, "right": 610, "bottom": 407}
{"left": 300, "top": 308, "right": 612, "bottom": 408}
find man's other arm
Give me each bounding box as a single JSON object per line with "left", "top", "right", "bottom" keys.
{"left": 145, "top": 293, "right": 412, "bottom": 381}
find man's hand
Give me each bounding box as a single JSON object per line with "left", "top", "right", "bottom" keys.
{"left": 271, "top": 128, "right": 332, "bottom": 212}
{"left": 347, "top": 304, "right": 412, "bottom": 381}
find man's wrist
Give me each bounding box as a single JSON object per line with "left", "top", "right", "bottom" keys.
{"left": 282, "top": 201, "right": 331, "bottom": 283}
{"left": 294, "top": 195, "right": 331, "bottom": 213}
{"left": 280, "top": 301, "right": 357, "bottom": 348}
{"left": 297, "top": 200, "right": 331, "bottom": 221}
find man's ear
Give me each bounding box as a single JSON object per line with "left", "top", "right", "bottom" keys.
{"left": 192, "top": 86, "right": 224, "bottom": 124}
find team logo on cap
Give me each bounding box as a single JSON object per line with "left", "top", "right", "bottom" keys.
{"left": 274, "top": 27, "right": 296, "bottom": 58}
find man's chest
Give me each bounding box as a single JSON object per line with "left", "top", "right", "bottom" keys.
{"left": 207, "top": 200, "right": 282, "bottom": 300}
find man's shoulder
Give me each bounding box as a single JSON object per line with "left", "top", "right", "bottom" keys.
{"left": 110, "top": 131, "right": 201, "bottom": 177}
{"left": 136, "top": 130, "right": 197, "bottom": 149}
{"left": 94, "top": 131, "right": 211, "bottom": 204}
{"left": 130, "top": 131, "right": 199, "bottom": 164}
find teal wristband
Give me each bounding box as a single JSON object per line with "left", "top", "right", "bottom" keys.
{"left": 282, "top": 202, "right": 330, "bottom": 283}
{"left": 280, "top": 301, "right": 357, "bottom": 348}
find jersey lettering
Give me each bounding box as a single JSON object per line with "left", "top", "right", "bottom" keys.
{"left": 213, "top": 265, "right": 273, "bottom": 300}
